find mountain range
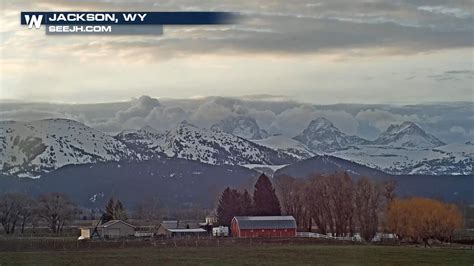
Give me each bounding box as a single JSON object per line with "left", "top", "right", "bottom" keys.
{"left": 1, "top": 116, "right": 472, "bottom": 207}
{"left": 293, "top": 118, "right": 445, "bottom": 152}
{"left": 0, "top": 117, "right": 472, "bottom": 179}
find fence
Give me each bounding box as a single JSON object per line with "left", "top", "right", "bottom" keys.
{"left": 0, "top": 236, "right": 353, "bottom": 252}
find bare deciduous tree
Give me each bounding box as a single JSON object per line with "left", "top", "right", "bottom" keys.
{"left": 19, "top": 196, "right": 36, "bottom": 234}
{"left": 305, "top": 175, "right": 333, "bottom": 235}
{"left": 330, "top": 173, "right": 355, "bottom": 237}
{"left": 37, "top": 193, "right": 76, "bottom": 234}
{"left": 135, "top": 196, "right": 162, "bottom": 224}
{"left": 0, "top": 192, "right": 35, "bottom": 234}
{"left": 303, "top": 173, "right": 393, "bottom": 239}
{"left": 276, "top": 175, "right": 311, "bottom": 231}
{"left": 355, "top": 177, "right": 383, "bottom": 241}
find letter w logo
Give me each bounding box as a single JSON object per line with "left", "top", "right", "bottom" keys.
{"left": 24, "top": 15, "right": 43, "bottom": 29}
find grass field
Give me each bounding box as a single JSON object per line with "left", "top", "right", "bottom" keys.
{"left": 1, "top": 245, "right": 473, "bottom": 265}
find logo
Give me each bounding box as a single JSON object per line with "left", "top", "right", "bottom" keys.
{"left": 24, "top": 14, "right": 43, "bottom": 29}
{"left": 21, "top": 12, "right": 236, "bottom": 35}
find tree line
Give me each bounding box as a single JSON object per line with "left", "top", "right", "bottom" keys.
{"left": 0, "top": 192, "right": 76, "bottom": 235}
{"left": 0, "top": 192, "right": 135, "bottom": 235}
{"left": 0, "top": 190, "right": 199, "bottom": 236}
{"left": 217, "top": 172, "right": 464, "bottom": 243}
{"left": 275, "top": 173, "right": 396, "bottom": 241}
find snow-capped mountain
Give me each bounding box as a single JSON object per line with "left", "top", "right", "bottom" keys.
{"left": 293, "top": 117, "right": 369, "bottom": 153}
{"left": 289, "top": 118, "right": 471, "bottom": 175}
{"left": 117, "top": 121, "right": 297, "bottom": 166}
{"left": 162, "top": 121, "right": 296, "bottom": 166}
{"left": 0, "top": 119, "right": 296, "bottom": 178}
{"left": 0, "top": 117, "right": 470, "bottom": 178}
{"left": 0, "top": 119, "right": 134, "bottom": 178}
{"left": 373, "top": 121, "right": 445, "bottom": 148}
{"left": 332, "top": 143, "right": 473, "bottom": 175}
{"left": 252, "top": 135, "right": 316, "bottom": 160}
{"left": 325, "top": 121, "right": 469, "bottom": 175}
{"left": 210, "top": 116, "right": 268, "bottom": 140}
{"left": 115, "top": 126, "right": 165, "bottom": 160}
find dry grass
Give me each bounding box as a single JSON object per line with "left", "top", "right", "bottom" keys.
{"left": 1, "top": 244, "right": 473, "bottom": 265}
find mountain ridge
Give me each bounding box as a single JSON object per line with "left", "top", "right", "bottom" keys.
{"left": 1, "top": 117, "right": 470, "bottom": 178}
{"left": 373, "top": 121, "right": 445, "bottom": 148}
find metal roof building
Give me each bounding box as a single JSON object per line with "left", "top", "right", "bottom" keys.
{"left": 231, "top": 216, "right": 297, "bottom": 238}
{"left": 157, "top": 220, "right": 208, "bottom": 238}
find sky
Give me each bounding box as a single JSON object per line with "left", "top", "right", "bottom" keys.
{"left": 0, "top": 0, "right": 473, "bottom": 104}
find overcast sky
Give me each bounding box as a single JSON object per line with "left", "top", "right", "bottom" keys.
{"left": 0, "top": 0, "right": 473, "bottom": 104}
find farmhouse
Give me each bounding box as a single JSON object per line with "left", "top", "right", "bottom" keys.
{"left": 231, "top": 216, "right": 297, "bottom": 238}
{"left": 80, "top": 220, "right": 135, "bottom": 239}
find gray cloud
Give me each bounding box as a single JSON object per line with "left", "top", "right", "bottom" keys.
{"left": 0, "top": 109, "right": 66, "bottom": 121}
{"left": 269, "top": 105, "right": 359, "bottom": 136}
{"left": 119, "top": 105, "right": 189, "bottom": 131}
{"left": 116, "top": 95, "right": 161, "bottom": 123}
{"left": 1, "top": 0, "right": 472, "bottom": 105}
{"left": 355, "top": 109, "right": 421, "bottom": 131}
{"left": 428, "top": 70, "right": 474, "bottom": 81}
{"left": 450, "top": 125, "right": 467, "bottom": 134}
{"left": 418, "top": 5, "right": 472, "bottom": 19}
{"left": 3, "top": 0, "right": 472, "bottom": 59}
{"left": 52, "top": 11, "right": 472, "bottom": 59}
{"left": 1, "top": 96, "right": 473, "bottom": 143}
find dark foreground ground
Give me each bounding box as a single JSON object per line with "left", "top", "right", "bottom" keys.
{"left": 1, "top": 245, "right": 473, "bottom": 265}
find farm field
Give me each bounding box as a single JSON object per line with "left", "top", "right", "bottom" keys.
{"left": 1, "top": 245, "right": 473, "bottom": 265}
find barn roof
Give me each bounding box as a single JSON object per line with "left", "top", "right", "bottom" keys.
{"left": 233, "top": 216, "right": 296, "bottom": 230}
{"left": 98, "top": 220, "right": 135, "bottom": 228}
{"left": 160, "top": 220, "right": 200, "bottom": 230}
{"left": 168, "top": 228, "right": 207, "bottom": 233}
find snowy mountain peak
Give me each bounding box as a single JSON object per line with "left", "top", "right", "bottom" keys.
{"left": 0, "top": 119, "right": 134, "bottom": 177}
{"left": 374, "top": 121, "right": 445, "bottom": 148}
{"left": 115, "top": 126, "right": 165, "bottom": 161}
{"left": 163, "top": 122, "right": 295, "bottom": 166}
{"left": 385, "top": 121, "right": 422, "bottom": 135}
{"left": 293, "top": 117, "right": 369, "bottom": 153}
{"left": 210, "top": 116, "right": 266, "bottom": 140}
{"left": 306, "top": 117, "right": 335, "bottom": 132}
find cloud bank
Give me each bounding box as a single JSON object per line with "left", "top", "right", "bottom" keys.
{"left": 1, "top": 96, "right": 472, "bottom": 144}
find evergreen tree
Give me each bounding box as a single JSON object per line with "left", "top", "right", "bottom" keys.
{"left": 240, "top": 189, "right": 253, "bottom": 215}
{"left": 103, "top": 198, "right": 115, "bottom": 222}
{"left": 216, "top": 187, "right": 240, "bottom": 226}
{"left": 253, "top": 174, "right": 282, "bottom": 216}
{"left": 102, "top": 198, "right": 128, "bottom": 223}
{"left": 114, "top": 200, "right": 128, "bottom": 221}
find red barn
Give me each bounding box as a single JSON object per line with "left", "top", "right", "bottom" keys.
{"left": 231, "top": 216, "right": 297, "bottom": 238}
